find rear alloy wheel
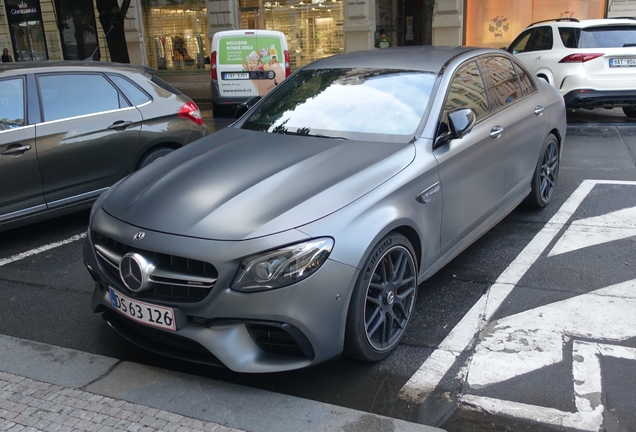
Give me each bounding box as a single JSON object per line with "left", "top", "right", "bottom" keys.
{"left": 344, "top": 233, "right": 417, "bottom": 362}
{"left": 623, "top": 107, "right": 636, "bottom": 118}
{"left": 525, "top": 133, "right": 559, "bottom": 208}
{"left": 136, "top": 147, "right": 173, "bottom": 170}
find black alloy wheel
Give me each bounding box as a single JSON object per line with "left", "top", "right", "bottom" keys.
{"left": 525, "top": 133, "right": 559, "bottom": 208}
{"left": 345, "top": 233, "right": 417, "bottom": 361}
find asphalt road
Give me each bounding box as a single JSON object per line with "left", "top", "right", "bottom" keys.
{"left": 1, "top": 109, "right": 635, "bottom": 431}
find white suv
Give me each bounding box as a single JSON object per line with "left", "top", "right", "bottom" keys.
{"left": 506, "top": 18, "right": 636, "bottom": 117}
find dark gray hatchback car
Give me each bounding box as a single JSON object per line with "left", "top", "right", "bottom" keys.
{"left": 0, "top": 61, "right": 208, "bottom": 231}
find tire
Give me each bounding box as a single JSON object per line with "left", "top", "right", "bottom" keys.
{"left": 524, "top": 133, "right": 559, "bottom": 208}
{"left": 344, "top": 232, "right": 418, "bottom": 362}
{"left": 136, "top": 147, "right": 173, "bottom": 170}
{"left": 212, "top": 103, "right": 224, "bottom": 118}
{"left": 622, "top": 107, "right": 636, "bottom": 118}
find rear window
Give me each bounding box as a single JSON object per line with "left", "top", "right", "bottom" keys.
{"left": 563, "top": 25, "right": 636, "bottom": 48}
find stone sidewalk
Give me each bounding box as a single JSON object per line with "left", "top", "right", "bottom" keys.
{"left": 0, "top": 372, "right": 243, "bottom": 432}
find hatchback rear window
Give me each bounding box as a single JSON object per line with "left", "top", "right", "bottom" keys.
{"left": 564, "top": 26, "right": 636, "bottom": 48}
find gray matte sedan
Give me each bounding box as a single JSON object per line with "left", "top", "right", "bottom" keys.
{"left": 0, "top": 61, "right": 208, "bottom": 231}
{"left": 84, "top": 46, "right": 566, "bottom": 373}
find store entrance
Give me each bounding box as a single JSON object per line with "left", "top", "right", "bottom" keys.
{"left": 11, "top": 20, "right": 47, "bottom": 61}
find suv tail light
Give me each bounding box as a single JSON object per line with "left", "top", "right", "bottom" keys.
{"left": 178, "top": 101, "right": 203, "bottom": 126}
{"left": 210, "top": 51, "right": 217, "bottom": 80}
{"left": 284, "top": 50, "right": 291, "bottom": 77}
{"left": 559, "top": 53, "right": 604, "bottom": 63}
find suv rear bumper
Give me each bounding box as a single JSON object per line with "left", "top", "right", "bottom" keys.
{"left": 563, "top": 89, "right": 636, "bottom": 109}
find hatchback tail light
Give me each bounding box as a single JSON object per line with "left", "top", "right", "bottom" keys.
{"left": 210, "top": 51, "right": 217, "bottom": 81}
{"left": 284, "top": 50, "right": 291, "bottom": 77}
{"left": 559, "top": 53, "right": 604, "bottom": 63}
{"left": 178, "top": 101, "right": 203, "bottom": 126}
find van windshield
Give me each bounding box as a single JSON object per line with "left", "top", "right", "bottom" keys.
{"left": 240, "top": 68, "right": 435, "bottom": 141}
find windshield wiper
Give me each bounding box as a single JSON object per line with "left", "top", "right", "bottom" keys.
{"left": 277, "top": 130, "right": 349, "bottom": 140}
{"left": 623, "top": 43, "right": 636, "bottom": 47}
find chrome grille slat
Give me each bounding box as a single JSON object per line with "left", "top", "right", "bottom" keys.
{"left": 92, "top": 232, "right": 218, "bottom": 303}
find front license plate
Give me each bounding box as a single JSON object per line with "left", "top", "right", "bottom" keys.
{"left": 223, "top": 72, "right": 249, "bottom": 80}
{"left": 610, "top": 58, "right": 636, "bottom": 67}
{"left": 109, "top": 287, "right": 176, "bottom": 331}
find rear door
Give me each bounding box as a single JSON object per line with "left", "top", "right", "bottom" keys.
{"left": 0, "top": 76, "right": 44, "bottom": 223}
{"left": 35, "top": 72, "right": 143, "bottom": 208}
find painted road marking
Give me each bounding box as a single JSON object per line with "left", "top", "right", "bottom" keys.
{"left": 467, "top": 278, "right": 636, "bottom": 387}
{"left": 398, "top": 179, "right": 636, "bottom": 404}
{"left": 462, "top": 342, "right": 636, "bottom": 431}
{"left": 0, "top": 232, "right": 87, "bottom": 267}
{"left": 549, "top": 206, "right": 636, "bottom": 256}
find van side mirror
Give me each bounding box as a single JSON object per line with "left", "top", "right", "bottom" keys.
{"left": 235, "top": 96, "right": 262, "bottom": 119}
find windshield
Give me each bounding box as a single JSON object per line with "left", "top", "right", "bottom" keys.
{"left": 240, "top": 68, "right": 436, "bottom": 141}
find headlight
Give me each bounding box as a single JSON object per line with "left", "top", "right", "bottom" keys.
{"left": 232, "top": 238, "right": 334, "bottom": 292}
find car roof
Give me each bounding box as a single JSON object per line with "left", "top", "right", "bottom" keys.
{"left": 302, "top": 46, "right": 497, "bottom": 74}
{"left": 0, "top": 61, "right": 155, "bottom": 76}
{"left": 528, "top": 17, "right": 636, "bottom": 29}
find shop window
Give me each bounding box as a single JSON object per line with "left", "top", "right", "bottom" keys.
{"left": 259, "top": 0, "right": 344, "bottom": 69}
{"left": 141, "top": 0, "right": 209, "bottom": 72}
{"left": 54, "top": 0, "right": 99, "bottom": 60}
{"left": 478, "top": 56, "right": 523, "bottom": 111}
{"left": 444, "top": 61, "right": 490, "bottom": 119}
{"left": 465, "top": 0, "right": 605, "bottom": 48}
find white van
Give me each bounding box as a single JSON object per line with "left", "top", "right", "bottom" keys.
{"left": 210, "top": 30, "right": 290, "bottom": 116}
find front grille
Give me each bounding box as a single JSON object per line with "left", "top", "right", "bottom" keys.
{"left": 93, "top": 232, "right": 218, "bottom": 303}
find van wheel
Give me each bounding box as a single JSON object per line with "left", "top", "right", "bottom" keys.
{"left": 344, "top": 232, "right": 418, "bottom": 362}
{"left": 623, "top": 107, "right": 636, "bottom": 118}
{"left": 212, "top": 103, "right": 224, "bottom": 118}
{"left": 136, "top": 147, "right": 173, "bottom": 170}
{"left": 524, "top": 134, "right": 559, "bottom": 208}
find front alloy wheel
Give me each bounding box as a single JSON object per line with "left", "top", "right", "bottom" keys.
{"left": 345, "top": 233, "right": 417, "bottom": 361}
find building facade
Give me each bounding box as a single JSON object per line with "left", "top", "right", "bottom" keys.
{"left": 1, "top": 0, "right": 635, "bottom": 70}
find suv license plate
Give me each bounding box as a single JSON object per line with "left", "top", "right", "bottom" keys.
{"left": 223, "top": 72, "right": 249, "bottom": 80}
{"left": 610, "top": 58, "right": 636, "bottom": 67}
{"left": 109, "top": 287, "right": 176, "bottom": 331}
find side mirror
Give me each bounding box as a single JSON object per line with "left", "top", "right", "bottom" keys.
{"left": 235, "top": 96, "right": 262, "bottom": 119}
{"left": 435, "top": 108, "right": 476, "bottom": 147}
{"left": 448, "top": 108, "right": 476, "bottom": 139}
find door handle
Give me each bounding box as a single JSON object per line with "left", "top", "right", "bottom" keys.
{"left": 534, "top": 106, "right": 545, "bottom": 116}
{"left": 490, "top": 126, "right": 504, "bottom": 139}
{"left": 108, "top": 121, "right": 133, "bottom": 130}
{"left": 1, "top": 144, "right": 31, "bottom": 156}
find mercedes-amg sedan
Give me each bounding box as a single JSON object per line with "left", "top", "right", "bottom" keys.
{"left": 84, "top": 46, "right": 566, "bottom": 373}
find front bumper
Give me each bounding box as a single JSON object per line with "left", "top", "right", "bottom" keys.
{"left": 84, "top": 209, "right": 357, "bottom": 373}
{"left": 563, "top": 89, "right": 636, "bottom": 109}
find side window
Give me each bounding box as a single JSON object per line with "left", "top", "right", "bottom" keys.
{"left": 0, "top": 78, "right": 25, "bottom": 130}
{"left": 512, "top": 61, "right": 537, "bottom": 95}
{"left": 38, "top": 74, "right": 127, "bottom": 122}
{"left": 559, "top": 27, "right": 579, "bottom": 48}
{"left": 444, "top": 61, "right": 490, "bottom": 120}
{"left": 478, "top": 56, "right": 523, "bottom": 110}
{"left": 526, "top": 27, "right": 554, "bottom": 52}
{"left": 508, "top": 30, "right": 533, "bottom": 54}
{"left": 108, "top": 74, "right": 151, "bottom": 106}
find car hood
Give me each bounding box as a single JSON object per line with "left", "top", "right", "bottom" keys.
{"left": 102, "top": 128, "right": 415, "bottom": 240}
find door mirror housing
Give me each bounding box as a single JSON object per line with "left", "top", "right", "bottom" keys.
{"left": 235, "top": 96, "right": 262, "bottom": 119}
{"left": 435, "top": 108, "right": 476, "bottom": 147}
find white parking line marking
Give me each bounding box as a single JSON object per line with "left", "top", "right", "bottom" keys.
{"left": 0, "top": 232, "right": 87, "bottom": 267}
{"left": 398, "top": 179, "right": 636, "bottom": 404}
{"left": 462, "top": 341, "right": 636, "bottom": 431}
{"left": 548, "top": 206, "right": 636, "bottom": 256}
